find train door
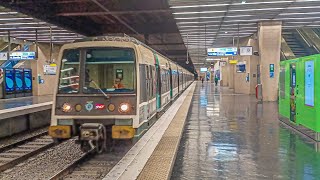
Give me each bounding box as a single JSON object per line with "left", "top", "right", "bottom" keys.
{"left": 182, "top": 72, "right": 185, "bottom": 89}
{"left": 290, "top": 63, "right": 296, "bottom": 122}
{"left": 145, "top": 65, "right": 151, "bottom": 118}
{"left": 177, "top": 70, "right": 180, "bottom": 93}
{"left": 154, "top": 53, "right": 161, "bottom": 111}
{"left": 169, "top": 68, "right": 173, "bottom": 99}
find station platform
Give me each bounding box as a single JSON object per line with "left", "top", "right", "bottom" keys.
{"left": 0, "top": 95, "right": 52, "bottom": 119}
{"left": 104, "top": 82, "right": 320, "bottom": 180}
{"left": 0, "top": 95, "right": 53, "bottom": 138}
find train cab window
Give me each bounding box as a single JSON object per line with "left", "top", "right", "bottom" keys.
{"left": 58, "top": 49, "right": 80, "bottom": 94}
{"left": 83, "top": 48, "right": 136, "bottom": 94}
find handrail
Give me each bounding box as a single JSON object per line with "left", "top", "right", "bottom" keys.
{"left": 296, "top": 29, "right": 312, "bottom": 47}
{"left": 280, "top": 49, "right": 288, "bottom": 60}
{"left": 313, "top": 45, "right": 320, "bottom": 53}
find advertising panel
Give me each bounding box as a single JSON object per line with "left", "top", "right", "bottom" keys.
{"left": 14, "top": 69, "right": 24, "bottom": 92}
{"left": 207, "top": 47, "right": 237, "bottom": 56}
{"left": 236, "top": 61, "right": 246, "bottom": 73}
{"left": 23, "top": 69, "right": 32, "bottom": 92}
{"left": 4, "top": 68, "right": 15, "bottom": 94}
{"left": 305, "top": 61, "right": 314, "bottom": 107}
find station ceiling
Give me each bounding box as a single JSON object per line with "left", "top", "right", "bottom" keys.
{"left": 0, "top": 6, "right": 85, "bottom": 44}
{"left": 168, "top": 0, "right": 320, "bottom": 68}
{"left": 0, "top": 0, "right": 195, "bottom": 72}
{"left": 1, "top": 1, "right": 320, "bottom": 71}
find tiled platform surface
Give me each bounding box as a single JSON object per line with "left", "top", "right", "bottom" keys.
{"left": 104, "top": 83, "right": 196, "bottom": 180}
{"left": 137, "top": 83, "right": 195, "bottom": 180}
{"left": 171, "top": 82, "right": 320, "bottom": 180}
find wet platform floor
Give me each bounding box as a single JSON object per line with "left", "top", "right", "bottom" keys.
{"left": 0, "top": 95, "right": 52, "bottom": 110}
{"left": 171, "top": 82, "right": 320, "bottom": 180}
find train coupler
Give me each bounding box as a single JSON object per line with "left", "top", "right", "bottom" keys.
{"left": 79, "top": 123, "right": 107, "bottom": 153}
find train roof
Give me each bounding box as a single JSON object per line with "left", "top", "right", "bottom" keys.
{"left": 72, "top": 35, "right": 193, "bottom": 74}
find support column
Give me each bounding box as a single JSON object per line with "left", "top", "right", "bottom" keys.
{"left": 258, "top": 21, "right": 282, "bottom": 101}
{"left": 228, "top": 62, "right": 235, "bottom": 89}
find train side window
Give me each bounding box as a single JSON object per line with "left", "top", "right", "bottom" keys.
{"left": 58, "top": 49, "right": 80, "bottom": 94}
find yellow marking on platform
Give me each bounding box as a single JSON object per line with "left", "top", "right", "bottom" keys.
{"left": 137, "top": 84, "right": 195, "bottom": 180}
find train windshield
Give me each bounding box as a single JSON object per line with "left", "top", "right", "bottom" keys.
{"left": 83, "top": 48, "right": 135, "bottom": 94}
{"left": 58, "top": 49, "right": 80, "bottom": 94}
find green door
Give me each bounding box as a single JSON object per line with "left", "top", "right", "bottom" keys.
{"left": 290, "top": 63, "right": 296, "bottom": 122}
{"left": 169, "top": 68, "right": 173, "bottom": 99}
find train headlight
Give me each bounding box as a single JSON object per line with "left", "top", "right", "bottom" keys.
{"left": 119, "top": 103, "right": 130, "bottom": 113}
{"left": 75, "top": 104, "right": 82, "bottom": 112}
{"left": 62, "top": 103, "right": 72, "bottom": 112}
{"left": 108, "top": 104, "right": 115, "bottom": 112}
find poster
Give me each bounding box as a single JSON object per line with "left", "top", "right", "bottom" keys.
{"left": 14, "top": 69, "right": 24, "bottom": 92}
{"left": 44, "top": 64, "right": 57, "bottom": 75}
{"left": 4, "top": 68, "right": 15, "bottom": 93}
{"left": 23, "top": 69, "right": 32, "bottom": 92}
{"left": 305, "top": 61, "right": 314, "bottom": 107}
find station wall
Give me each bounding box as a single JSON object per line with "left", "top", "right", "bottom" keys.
{"left": 31, "top": 43, "right": 61, "bottom": 96}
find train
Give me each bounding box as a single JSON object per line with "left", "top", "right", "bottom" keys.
{"left": 49, "top": 36, "right": 194, "bottom": 153}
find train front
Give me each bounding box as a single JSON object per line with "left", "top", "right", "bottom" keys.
{"left": 49, "top": 41, "right": 137, "bottom": 152}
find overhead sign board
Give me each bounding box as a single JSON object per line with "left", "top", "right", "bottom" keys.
{"left": 206, "top": 58, "right": 221, "bottom": 61}
{"left": 207, "top": 47, "right": 237, "bottom": 56}
{"left": 229, "top": 60, "right": 238, "bottom": 64}
{"left": 240, "top": 46, "right": 253, "bottom": 56}
{"left": 10, "top": 51, "right": 36, "bottom": 60}
{"left": 200, "top": 67, "right": 208, "bottom": 72}
{"left": 0, "top": 52, "right": 7, "bottom": 60}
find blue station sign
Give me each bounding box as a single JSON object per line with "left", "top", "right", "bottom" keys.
{"left": 207, "top": 47, "right": 238, "bottom": 56}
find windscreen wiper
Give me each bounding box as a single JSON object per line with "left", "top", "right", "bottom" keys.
{"left": 91, "top": 80, "right": 110, "bottom": 99}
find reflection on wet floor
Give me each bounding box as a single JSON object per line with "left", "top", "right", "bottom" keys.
{"left": 171, "top": 82, "right": 320, "bottom": 180}
{"left": 0, "top": 95, "right": 52, "bottom": 110}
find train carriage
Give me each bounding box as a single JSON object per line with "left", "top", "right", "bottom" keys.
{"left": 49, "top": 36, "right": 193, "bottom": 152}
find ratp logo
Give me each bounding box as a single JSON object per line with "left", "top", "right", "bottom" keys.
{"left": 85, "top": 101, "right": 94, "bottom": 111}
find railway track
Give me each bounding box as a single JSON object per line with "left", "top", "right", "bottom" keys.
{"left": 0, "top": 129, "right": 48, "bottom": 153}
{"left": 0, "top": 134, "right": 54, "bottom": 172}
{"left": 50, "top": 141, "right": 132, "bottom": 180}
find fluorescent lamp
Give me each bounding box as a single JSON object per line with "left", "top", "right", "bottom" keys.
{"left": 0, "top": 17, "right": 33, "bottom": 21}
{"left": 0, "top": 22, "right": 47, "bottom": 25}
